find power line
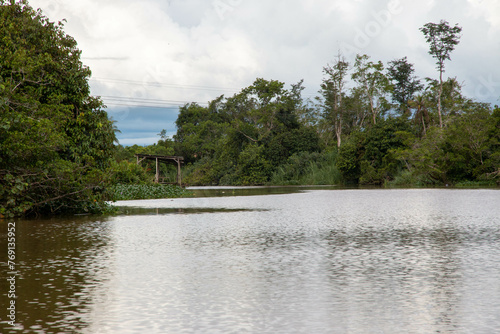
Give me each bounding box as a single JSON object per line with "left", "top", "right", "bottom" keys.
{"left": 91, "top": 77, "right": 318, "bottom": 109}
{"left": 91, "top": 77, "right": 241, "bottom": 93}
{"left": 91, "top": 77, "right": 230, "bottom": 109}
{"left": 104, "top": 103, "right": 182, "bottom": 109}
{"left": 91, "top": 77, "right": 319, "bottom": 98}
{"left": 101, "top": 95, "right": 207, "bottom": 105}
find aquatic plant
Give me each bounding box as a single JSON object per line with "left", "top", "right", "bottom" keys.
{"left": 109, "top": 184, "right": 193, "bottom": 201}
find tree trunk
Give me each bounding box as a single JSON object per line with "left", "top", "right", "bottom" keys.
{"left": 438, "top": 69, "right": 443, "bottom": 128}
{"left": 335, "top": 119, "right": 342, "bottom": 148}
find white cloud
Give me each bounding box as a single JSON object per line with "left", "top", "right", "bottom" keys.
{"left": 27, "top": 0, "right": 500, "bottom": 145}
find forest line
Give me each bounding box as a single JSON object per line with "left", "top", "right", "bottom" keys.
{"left": 1, "top": 1, "right": 498, "bottom": 217}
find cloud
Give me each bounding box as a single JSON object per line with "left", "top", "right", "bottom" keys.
{"left": 28, "top": 0, "right": 500, "bottom": 145}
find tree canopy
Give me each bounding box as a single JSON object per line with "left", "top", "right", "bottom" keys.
{"left": 171, "top": 46, "right": 498, "bottom": 187}
{"left": 173, "top": 78, "right": 321, "bottom": 185}
{"left": 0, "top": 0, "right": 117, "bottom": 217}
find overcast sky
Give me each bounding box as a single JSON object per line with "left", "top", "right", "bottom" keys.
{"left": 29, "top": 0, "right": 500, "bottom": 146}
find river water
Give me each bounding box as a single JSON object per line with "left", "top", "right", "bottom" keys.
{"left": 1, "top": 188, "right": 500, "bottom": 333}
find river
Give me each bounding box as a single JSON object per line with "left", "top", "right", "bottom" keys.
{"left": 1, "top": 187, "right": 500, "bottom": 333}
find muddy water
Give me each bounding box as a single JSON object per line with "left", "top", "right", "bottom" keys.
{"left": 1, "top": 188, "right": 499, "bottom": 333}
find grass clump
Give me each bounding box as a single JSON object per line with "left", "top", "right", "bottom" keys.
{"left": 109, "top": 184, "right": 194, "bottom": 201}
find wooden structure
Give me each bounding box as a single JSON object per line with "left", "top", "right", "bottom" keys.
{"left": 135, "top": 154, "right": 184, "bottom": 186}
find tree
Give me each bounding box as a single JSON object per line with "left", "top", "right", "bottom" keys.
{"left": 173, "top": 102, "right": 228, "bottom": 162}
{"left": 0, "top": 1, "right": 117, "bottom": 217}
{"left": 351, "top": 54, "right": 391, "bottom": 125}
{"left": 387, "top": 57, "right": 423, "bottom": 114}
{"left": 224, "top": 78, "right": 301, "bottom": 143}
{"left": 343, "top": 87, "right": 369, "bottom": 131}
{"left": 420, "top": 20, "right": 462, "bottom": 128}
{"left": 320, "top": 53, "right": 350, "bottom": 147}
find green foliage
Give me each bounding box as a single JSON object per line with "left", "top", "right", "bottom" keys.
{"left": 109, "top": 161, "right": 151, "bottom": 185}
{"left": 233, "top": 143, "right": 272, "bottom": 185}
{"left": 169, "top": 24, "right": 495, "bottom": 189}
{"left": 182, "top": 158, "right": 218, "bottom": 186}
{"left": 265, "top": 127, "right": 321, "bottom": 166}
{"left": 65, "top": 105, "right": 117, "bottom": 169}
{"left": 174, "top": 78, "right": 321, "bottom": 186}
{"left": 420, "top": 20, "right": 462, "bottom": 73}
{"left": 174, "top": 102, "right": 228, "bottom": 162}
{"left": 183, "top": 156, "right": 234, "bottom": 186}
{"left": 337, "top": 131, "right": 364, "bottom": 183}
{"left": 351, "top": 54, "right": 391, "bottom": 125}
{"left": 337, "top": 118, "right": 412, "bottom": 184}
{"left": 1, "top": 161, "right": 113, "bottom": 217}
{"left": 386, "top": 57, "right": 423, "bottom": 114}
{"left": 318, "top": 54, "right": 350, "bottom": 148}
{"left": 270, "top": 151, "right": 341, "bottom": 185}
{"left": 109, "top": 184, "right": 193, "bottom": 201}
{"left": 454, "top": 180, "right": 498, "bottom": 188}
{"left": 0, "top": 1, "right": 117, "bottom": 217}
{"left": 112, "top": 133, "right": 179, "bottom": 183}
{"left": 392, "top": 106, "right": 500, "bottom": 185}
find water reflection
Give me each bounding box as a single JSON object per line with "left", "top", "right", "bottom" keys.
{"left": 0, "top": 216, "right": 114, "bottom": 333}
{"left": 2, "top": 189, "right": 500, "bottom": 333}
{"left": 187, "top": 185, "right": 341, "bottom": 198}
{"left": 116, "top": 207, "right": 265, "bottom": 216}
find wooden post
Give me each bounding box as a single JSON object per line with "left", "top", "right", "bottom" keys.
{"left": 155, "top": 158, "right": 159, "bottom": 183}
{"left": 177, "top": 159, "right": 182, "bottom": 186}
{"left": 134, "top": 154, "right": 183, "bottom": 185}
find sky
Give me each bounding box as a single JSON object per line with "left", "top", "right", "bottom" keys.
{"left": 28, "top": 0, "right": 500, "bottom": 146}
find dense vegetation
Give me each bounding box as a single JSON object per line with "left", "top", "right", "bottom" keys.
{"left": 169, "top": 60, "right": 499, "bottom": 186}
{"left": 0, "top": 1, "right": 118, "bottom": 217}
{"left": 1, "top": 2, "right": 498, "bottom": 217}
{"left": 115, "top": 20, "right": 500, "bottom": 188}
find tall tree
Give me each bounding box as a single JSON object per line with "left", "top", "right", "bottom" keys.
{"left": 387, "top": 57, "right": 423, "bottom": 115}
{"left": 351, "top": 54, "right": 391, "bottom": 125}
{"left": 320, "top": 53, "right": 349, "bottom": 147}
{"left": 420, "top": 20, "right": 462, "bottom": 128}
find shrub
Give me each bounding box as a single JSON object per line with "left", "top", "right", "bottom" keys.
{"left": 110, "top": 161, "right": 151, "bottom": 184}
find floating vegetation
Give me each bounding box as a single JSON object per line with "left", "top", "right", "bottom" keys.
{"left": 109, "top": 184, "right": 194, "bottom": 201}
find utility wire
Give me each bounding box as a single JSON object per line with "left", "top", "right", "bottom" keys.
{"left": 101, "top": 95, "right": 207, "bottom": 105}
{"left": 91, "top": 77, "right": 228, "bottom": 109}
{"left": 102, "top": 96, "right": 209, "bottom": 109}
{"left": 91, "top": 77, "right": 241, "bottom": 93}
{"left": 92, "top": 77, "right": 317, "bottom": 108}
{"left": 104, "top": 103, "right": 180, "bottom": 109}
